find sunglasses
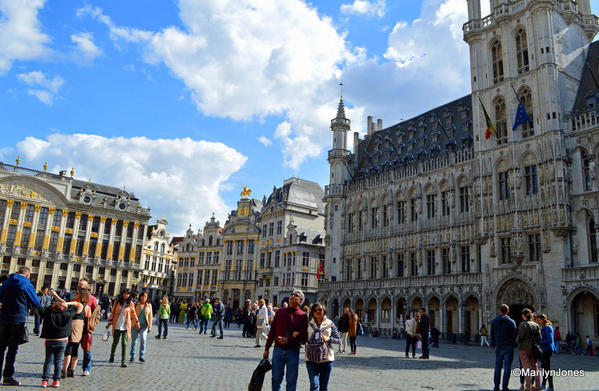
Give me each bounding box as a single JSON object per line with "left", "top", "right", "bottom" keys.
{"left": 290, "top": 293, "right": 300, "bottom": 298}
{"left": 313, "top": 308, "right": 323, "bottom": 313}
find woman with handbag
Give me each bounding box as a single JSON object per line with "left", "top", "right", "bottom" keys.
{"left": 106, "top": 289, "right": 140, "bottom": 368}
{"left": 305, "top": 303, "right": 340, "bottom": 391}
{"left": 60, "top": 287, "right": 91, "bottom": 378}
{"left": 517, "top": 308, "right": 542, "bottom": 391}
{"left": 536, "top": 314, "right": 556, "bottom": 391}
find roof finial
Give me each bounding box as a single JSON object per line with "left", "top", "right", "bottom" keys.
{"left": 339, "top": 81, "right": 343, "bottom": 98}
{"left": 15, "top": 155, "right": 20, "bottom": 166}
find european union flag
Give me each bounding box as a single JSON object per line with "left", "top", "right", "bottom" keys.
{"left": 512, "top": 94, "right": 530, "bottom": 130}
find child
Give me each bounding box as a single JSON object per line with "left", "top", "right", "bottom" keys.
{"left": 38, "top": 292, "right": 77, "bottom": 388}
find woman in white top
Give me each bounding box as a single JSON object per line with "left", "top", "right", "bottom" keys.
{"left": 254, "top": 299, "right": 269, "bottom": 347}
{"left": 305, "top": 303, "right": 340, "bottom": 391}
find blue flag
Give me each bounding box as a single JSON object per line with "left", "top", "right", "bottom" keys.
{"left": 512, "top": 93, "right": 530, "bottom": 130}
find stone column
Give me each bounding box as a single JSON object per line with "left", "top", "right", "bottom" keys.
{"left": 441, "top": 302, "right": 447, "bottom": 340}
{"left": 458, "top": 302, "right": 465, "bottom": 343}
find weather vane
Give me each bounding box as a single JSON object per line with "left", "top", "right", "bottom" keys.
{"left": 339, "top": 82, "right": 343, "bottom": 97}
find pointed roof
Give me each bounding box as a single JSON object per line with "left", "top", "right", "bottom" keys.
{"left": 336, "top": 96, "right": 346, "bottom": 120}
{"left": 331, "top": 96, "right": 351, "bottom": 128}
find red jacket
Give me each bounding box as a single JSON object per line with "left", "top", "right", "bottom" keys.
{"left": 265, "top": 307, "right": 308, "bottom": 350}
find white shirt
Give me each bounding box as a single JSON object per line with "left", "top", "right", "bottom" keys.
{"left": 117, "top": 306, "right": 127, "bottom": 331}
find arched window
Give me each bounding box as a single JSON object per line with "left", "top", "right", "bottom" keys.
{"left": 583, "top": 151, "right": 593, "bottom": 191}
{"left": 519, "top": 87, "right": 534, "bottom": 137}
{"left": 494, "top": 97, "right": 507, "bottom": 144}
{"left": 515, "top": 28, "right": 529, "bottom": 74}
{"left": 589, "top": 217, "right": 598, "bottom": 263}
{"left": 492, "top": 40, "right": 504, "bottom": 84}
{"left": 160, "top": 243, "right": 165, "bottom": 253}
{"left": 154, "top": 242, "right": 158, "bottom": 251}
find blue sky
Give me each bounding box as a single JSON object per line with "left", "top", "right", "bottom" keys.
{"left": 2, "top": 0, "right": 597, "bottom": 234}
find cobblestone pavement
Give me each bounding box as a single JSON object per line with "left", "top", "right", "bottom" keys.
{"left": 6, "top": 320, "right": 598, "bottom": 390}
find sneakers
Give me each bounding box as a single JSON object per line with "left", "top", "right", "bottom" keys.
{"left": 163, "top": 336, "right": 167, "bottom": 339}
{"left": 82, "top": 371, "right": 90, "bottom": 377}
{"left": 218, "top": 336, "right": 224, "bottom": 339}
{"left": 121, "top": 362, "right": 127, "bottom": 368}
{"left": 139, "top": 357, "right": 145, "bottom": 363}
{"left": 51, "top": 380, "right": 59, "bottom": 388}
{"left": 41, "top": 380, "right": 48, "bottom": 388}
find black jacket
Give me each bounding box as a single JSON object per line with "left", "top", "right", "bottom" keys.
{"left": 39, "top": 305, "right": 77, "bottom": 339}
{"left": 337, "top": 315, "right": 349, "bottom": 333}
{"left": 417, "top": 314, "right": 430, "bottom": 334}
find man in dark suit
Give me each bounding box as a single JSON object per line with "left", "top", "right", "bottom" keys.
{"left": 417, "top": 308, "right": 430, "bottom": 359}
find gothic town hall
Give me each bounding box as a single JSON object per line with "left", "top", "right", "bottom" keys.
{"left": 318, "top": 0, "right": 599, "bottom": 344}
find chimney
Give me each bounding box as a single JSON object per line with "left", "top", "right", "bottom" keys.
{"left": 353, "top": 132, "right": 360, "bottom": 154}
{"left": 367, "top": 116, "right": 374, "bottom": 136}
{"left": 377, "top": 119, "right": 383, "bottom": 131}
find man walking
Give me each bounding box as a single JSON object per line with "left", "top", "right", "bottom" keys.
{"left": 490, "top": 304, "right": 517, "bottom": 391}
{"left": 263, "top": 290, "right": 308, "bottom": 391}
{"left": 210, "top": 298, "right": 225, "bottom": 339}
{"left": 418, "top": 308, "right": 430, "bottom": 359}
{"left": 33, "top": 286, "right": 51, "bottom": 335}
{"left": 0, "top": 267, "right": 40, "bottom": 385}
{"left": 77, "top": 279, "right": 98, "bottom": 376}
{"left": 254, "top": 299, "right": 269, "bottom": 347}
{"left": 199, "top": 299, "right": 213, "bottom": 335}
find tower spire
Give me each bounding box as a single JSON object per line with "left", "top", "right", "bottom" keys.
{"left": 336, "top": 95, "right": 346, "bottom": 120}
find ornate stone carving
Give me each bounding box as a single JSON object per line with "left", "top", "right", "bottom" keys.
{"left": 0, "top": 183, "right": 50, "bottom": 203}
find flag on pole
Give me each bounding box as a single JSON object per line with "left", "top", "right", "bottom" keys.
{"left": 510, "top": 84, "right": 530, "bottom": 130}
{"left": 317, "top": 258, "right": 324, "bottom": 280}
{"left": 479, "top": 97, "right": 496, "bottom": 139}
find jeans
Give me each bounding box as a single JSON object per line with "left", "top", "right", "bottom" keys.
{"left": 306, "top": 361, "right": 333, "bottom": 391}
{"left": 200, "top": 318, "right": 210, "bottom": 334}
{"left": 339, "top": 332, "right": 348, "bottom": 352}
{"left": 212, "top": 317, "right": 223, "bottom": 337}
{"left": 541, "top": 350, "right": 553, "bottom": 389}
{"left": 42, "top": 340, "right": 67, "bottom": 381}
{"left": 481, "top": 336, "right": 490, "bottom": 347}
{"left": 82, "top": 347, "right": 92, "bottom": 372}
{"left": 34, "top": 314, "right": 42, "bottom": 335}
{"left": 493, "top": 345, "right": 514, "bottom": 391}
{"left": 158, "top": 319, "right": 168, "bottom": 337}
{"left": 0, "top": 322, "right": 23, "bottom": 379}
{"left": 405, "top": 335, "right": 416, "bottom": 356}
{"left": 272, "top": 347, "right": 299, "bottom": 391}
{"left": 110, "top": 330, "right": 129, "bottom": 363}
{"left": 130, "top": 326, "right": 148, "bottom": 359}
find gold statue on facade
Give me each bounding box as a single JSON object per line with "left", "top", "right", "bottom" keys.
{"left": 240, "top": 186, "right": 252, "bottom": 197}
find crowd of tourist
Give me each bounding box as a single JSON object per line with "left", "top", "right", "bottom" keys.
{"left": 0, "top": 268, "right": 594, "bottom": 391}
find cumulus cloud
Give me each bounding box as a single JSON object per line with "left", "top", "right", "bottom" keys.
{"left": 71, "top": 32, "right": 102, "bottom": 60}
{"left": 340, "top": 0, "right": 385, "bottom": 18}
{"left": 80, "top": 1, "right": 356, "bottom": 169}
{"left": 0, "top": 0, "right": 50, "bottom": 74}
{"left": 15, "top": 134, "right": 247, "bottom": 234}
{"left": 17, "top": 71, "right": 64, "bottom": 105}
{"left": 258, "top": 136, "right": 272, "bottom": 146}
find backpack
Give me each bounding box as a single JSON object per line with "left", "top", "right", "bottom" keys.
{"left": 88, "top": 304, "right": 102, "bottom": 333}
{"left": 306, "top": 323, "right": 332, "bottom": 362}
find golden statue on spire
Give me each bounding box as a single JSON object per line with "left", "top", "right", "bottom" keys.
{"left": 240, "top": 186, "right": 252, "bottom": 197}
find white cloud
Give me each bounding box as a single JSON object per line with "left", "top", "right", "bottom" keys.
{"left": 0, "top": 0, "right": 50, "bottom": 74}
{"left": 17, "top": 71, "right": 64, "bottom": 105}
{"left": 71, "top": 32, "right": 102, "bottom": 60}
{"left": 80, "top": 1, "right": 356, "bottom": 169}
{"left": 258, "top": 136, "right": 272, "bottom": 146}
{"left": 16, "top": 134, "right": 247, "bottom": 234}
{"left": 340, "top": 0, "right": 385, "bottom": 18}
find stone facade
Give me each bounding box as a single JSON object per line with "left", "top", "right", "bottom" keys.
{"left": 0, "top": 161, "right": 150, "bottom": 296}
{"left": 141, "top": 217, "right": 176, "bottom": 300}
{"left": 320, "top": 0, "right": 599, "bottom": 344}
{"left": 256, "top": 178, "right": 326, "bottom": 306}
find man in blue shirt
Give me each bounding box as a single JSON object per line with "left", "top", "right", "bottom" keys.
{"left": 490, "top": 304, "right": 517, "bottom": 391}
{"left": 0, "top": 267, "right": 40, "bottom": 386}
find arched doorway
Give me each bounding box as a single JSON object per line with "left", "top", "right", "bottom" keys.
{"left": 342, "top": 298, "right": 351, "bottom": 312}
{"left": 496, "top": 278, "right": 536, "bottom": 325}
{"left": 445, "top": 296, "right": 459, "bottom": 337}
{"left": 396, "top": 297, "right": 406, "bottom": 326}
{"left": 428, "top": 297, "right": 440, "bottom": 329}
{"left": 245, "top": 290, "right": 252, "bottom": 302}
{"left": 233, "top": 289, "right": 240, "bottom": 310}
{"left": 381, "top": 297, "right": 391, "bottom": 324}
{"left": 330, "top": 298, "right": 339, "bottom": 320}
{"left": 355, "top": 298, "right": 364, "bottom": 319}
{"left": 571, "top": 290, "right": 599, "bottom": 340}
{"left": 465, "top": 296, "right": 480, "bottom": 342}
{"left": 223, "top": 289, "right": 229, "bottom": 306}
{"left": 411, "top": 296, "right": 423, "bottom": 313}
{"left": 367, "top": 298, "right": 377, "bottom": 325}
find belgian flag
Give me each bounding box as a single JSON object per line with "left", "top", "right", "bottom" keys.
{"left": 479, "top": 97, "right": 496, "bottom": 139}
